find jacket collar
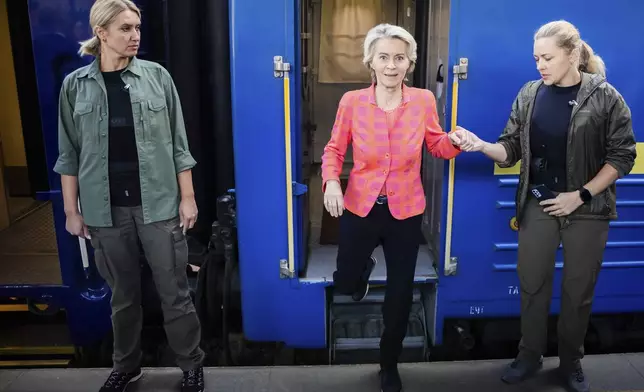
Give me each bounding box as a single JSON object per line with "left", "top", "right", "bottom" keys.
{"left": 577, "top": 72, "right": 606, "bottom": 103}
{"left": 78, "top": 56, "right": 142, "bottom": 79}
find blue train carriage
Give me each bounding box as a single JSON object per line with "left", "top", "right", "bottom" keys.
{"left": 229, "top": 0, "right": 644, "bottom": 361}
{"left": 0, "top": 0, "right": 109, "bottom": 367}
{"left": 2, "top": 0, "right": 641, "bottom": 369}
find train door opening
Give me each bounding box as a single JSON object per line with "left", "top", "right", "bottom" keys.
{"left": 0, "top": 0, "right": 61, "bottom": 287}
{"left": 299, "top": 0, "right": 451, "bottom": 284}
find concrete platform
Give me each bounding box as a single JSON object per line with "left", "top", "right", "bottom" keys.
{"left": 1, "top": 353, "right": 644, "bottom": 391}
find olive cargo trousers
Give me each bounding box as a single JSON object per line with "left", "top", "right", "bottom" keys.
{"left": 516, "top": 196, "right": 609, "bottom": 368}
{"left": 89, "top": 206, "right": 205, "bottom": 372}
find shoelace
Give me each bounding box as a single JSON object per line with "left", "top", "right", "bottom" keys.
{"left": 183, "top": 369, "right": 204, "bottom": 387}
{"left": 104, "top": 372, "right": 126, "bottom": 388}
{"left": 573, "top": 368, "right": 585, "bottom": 383}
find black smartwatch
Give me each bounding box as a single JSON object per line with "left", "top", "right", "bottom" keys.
{"left": 578, "top": 187, "right": 592, "bottom": 203}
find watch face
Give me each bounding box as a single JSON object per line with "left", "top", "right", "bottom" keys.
{"left": 581, "top": 189, "right": 592, "bottom": 202}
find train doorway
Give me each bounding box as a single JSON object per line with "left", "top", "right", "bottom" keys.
{"left": 0, "top": 0, "right": 60, "bottom": 287}
{"left": 299, "top": 0, "right": 451, "bottom": 283}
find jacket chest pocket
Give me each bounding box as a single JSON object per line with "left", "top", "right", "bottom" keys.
{"left": 73, "top": 102, "right": 100, "bottom": 147}
{"left": 573, "top": 111, "right": 609, "bottom": 154}
{"left": 142, "top": 98, "right": 171, "bottom": 143}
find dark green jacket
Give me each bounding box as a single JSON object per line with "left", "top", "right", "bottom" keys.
{"left": 497, "top": 72, "right": 637, "bottom": 224}
{"left": 54, "top": 57, "right": 196, "bottom": 227}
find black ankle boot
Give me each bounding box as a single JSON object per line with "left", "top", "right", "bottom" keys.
{"left": 379, "top": 365, "right": 402, "bottom": 392}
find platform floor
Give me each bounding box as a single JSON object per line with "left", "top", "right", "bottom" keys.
{"left": 1, "top": 353, "right": 644, "bottom": 391}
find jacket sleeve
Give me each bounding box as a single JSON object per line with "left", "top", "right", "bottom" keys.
{"left": 424, "top": 90, "right": 461, "bottom": 159}
{"left": 496, "top": 87, "right": 525, "bottom": 168}
{"left": 162, "top": 67, "right": 197, "bottom": 174}
{"left": 53, "top": 76, "right": 80, "bottom": 176}
{"left": 320, "top": 92, "right": 353, "bottom": 191}
{"left": 604, "top": 91, "right": 637, "bottom": 178}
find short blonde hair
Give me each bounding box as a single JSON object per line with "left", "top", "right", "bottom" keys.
{"left": 78, "top": 0, "right": 141, "bottom": 57}
{"left": 534, "top": 20, "right": 606, "bottom": 77}
{"left": 363, "top": 23, "right": 417, "bottom": 82}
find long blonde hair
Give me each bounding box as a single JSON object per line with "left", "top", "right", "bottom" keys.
{"left": 78, "top": 0, "right": 141, "bottom": 57}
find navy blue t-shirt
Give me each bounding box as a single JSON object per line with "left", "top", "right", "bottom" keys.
{"left": 529, "top": 82, "right": 581, "bottom": 192}
{"left": 102, "top": 69, "right": 142, "bottom": 207}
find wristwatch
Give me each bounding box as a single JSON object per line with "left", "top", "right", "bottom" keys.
{"left": 578, "top": 187, "right": 592, "bottom": 203}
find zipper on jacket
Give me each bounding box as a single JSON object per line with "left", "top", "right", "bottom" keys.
{"left": 564, "top": 74, "right": 605, "bottom": 190}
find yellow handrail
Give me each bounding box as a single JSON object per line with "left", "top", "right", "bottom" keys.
{"left": 283, "top": 75, "right": 295, "bottom": 277}
{"left": 443, "top": 73, "right": 459, "bottom": 275}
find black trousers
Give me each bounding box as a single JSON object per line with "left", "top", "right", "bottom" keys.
{"left": 332, "top": 202, "right": 423, "bottom": 367}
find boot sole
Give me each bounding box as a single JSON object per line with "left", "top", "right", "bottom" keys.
{"left": 352, "top": 256, "right": 377, "bottom": 302}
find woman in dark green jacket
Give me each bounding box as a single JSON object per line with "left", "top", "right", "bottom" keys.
{"left": 452, "top": 20, "right": 637, "bottom": 392}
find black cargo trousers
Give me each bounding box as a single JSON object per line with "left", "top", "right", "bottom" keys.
{"left": 516, "top": 196, "right": 609, "bottom": 369}
{"left": 88, "top": 206, "right": 205, "bottom": 373}
{"left": 332, "top": 200, "right": 423, "bottom": 368}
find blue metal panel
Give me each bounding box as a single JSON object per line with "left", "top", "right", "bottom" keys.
{"left": 229, "top": 0, "right": 326, "bottom": 347}
{"left": 435, "top": 0, "right": 644, "bottom": 340}
{"left": 3, "top": 0, "right": 125, "bottom": 347}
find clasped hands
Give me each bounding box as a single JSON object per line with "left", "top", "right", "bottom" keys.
{"left": 448, "top": 126, "right": 582, "bottom": 217}
{"left": 448, "top": 126, "right": 485, "bottom": 152}
{"left": 323, "top": 127, "right": 583, "bottom": 219}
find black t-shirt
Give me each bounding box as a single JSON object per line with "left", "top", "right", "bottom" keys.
{"left": 529, "top": 81, "right": 581, "bottom": 192}
{"left": 102, "top": 70, "right": 142, "bottom": 206}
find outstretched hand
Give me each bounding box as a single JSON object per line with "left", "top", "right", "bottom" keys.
{"left": 449, "top": 126, "right": 485, "bottom": 152}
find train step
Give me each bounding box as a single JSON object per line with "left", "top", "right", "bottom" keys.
{"left": 0, "top": 346, "right": 74, "bottom": 369}
{"left": 332, "top": 287, "right": 422, "bottom": 304}
{"left": 329, "top": 287, "right": 429, "bottom": 364}
{"left": 0, "top": 311, "right": 75, "bottom": 369}
{"left": 0, "top": 359, "right": 70, "bottom": 368}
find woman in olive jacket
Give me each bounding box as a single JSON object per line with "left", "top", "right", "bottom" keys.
{"left": 453, "top": 20, "right": 637, "bottom": 392}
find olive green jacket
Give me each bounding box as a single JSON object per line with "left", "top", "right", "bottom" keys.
{"left": 497, "top": 72, "right": 637, "bottom": 224}
{"left": 54, "top": 57, "right": 196, "bottom": 227}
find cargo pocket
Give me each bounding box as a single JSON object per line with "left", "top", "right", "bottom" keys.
{"left": 165, "top": 219, "right": 190, "bottom": 299}
{"left": 90, "top": 233, "right": 115, "bottom": 287}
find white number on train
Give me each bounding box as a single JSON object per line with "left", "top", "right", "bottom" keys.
{"left": 469, "top": 306, "right": 484, "bottom": 315}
